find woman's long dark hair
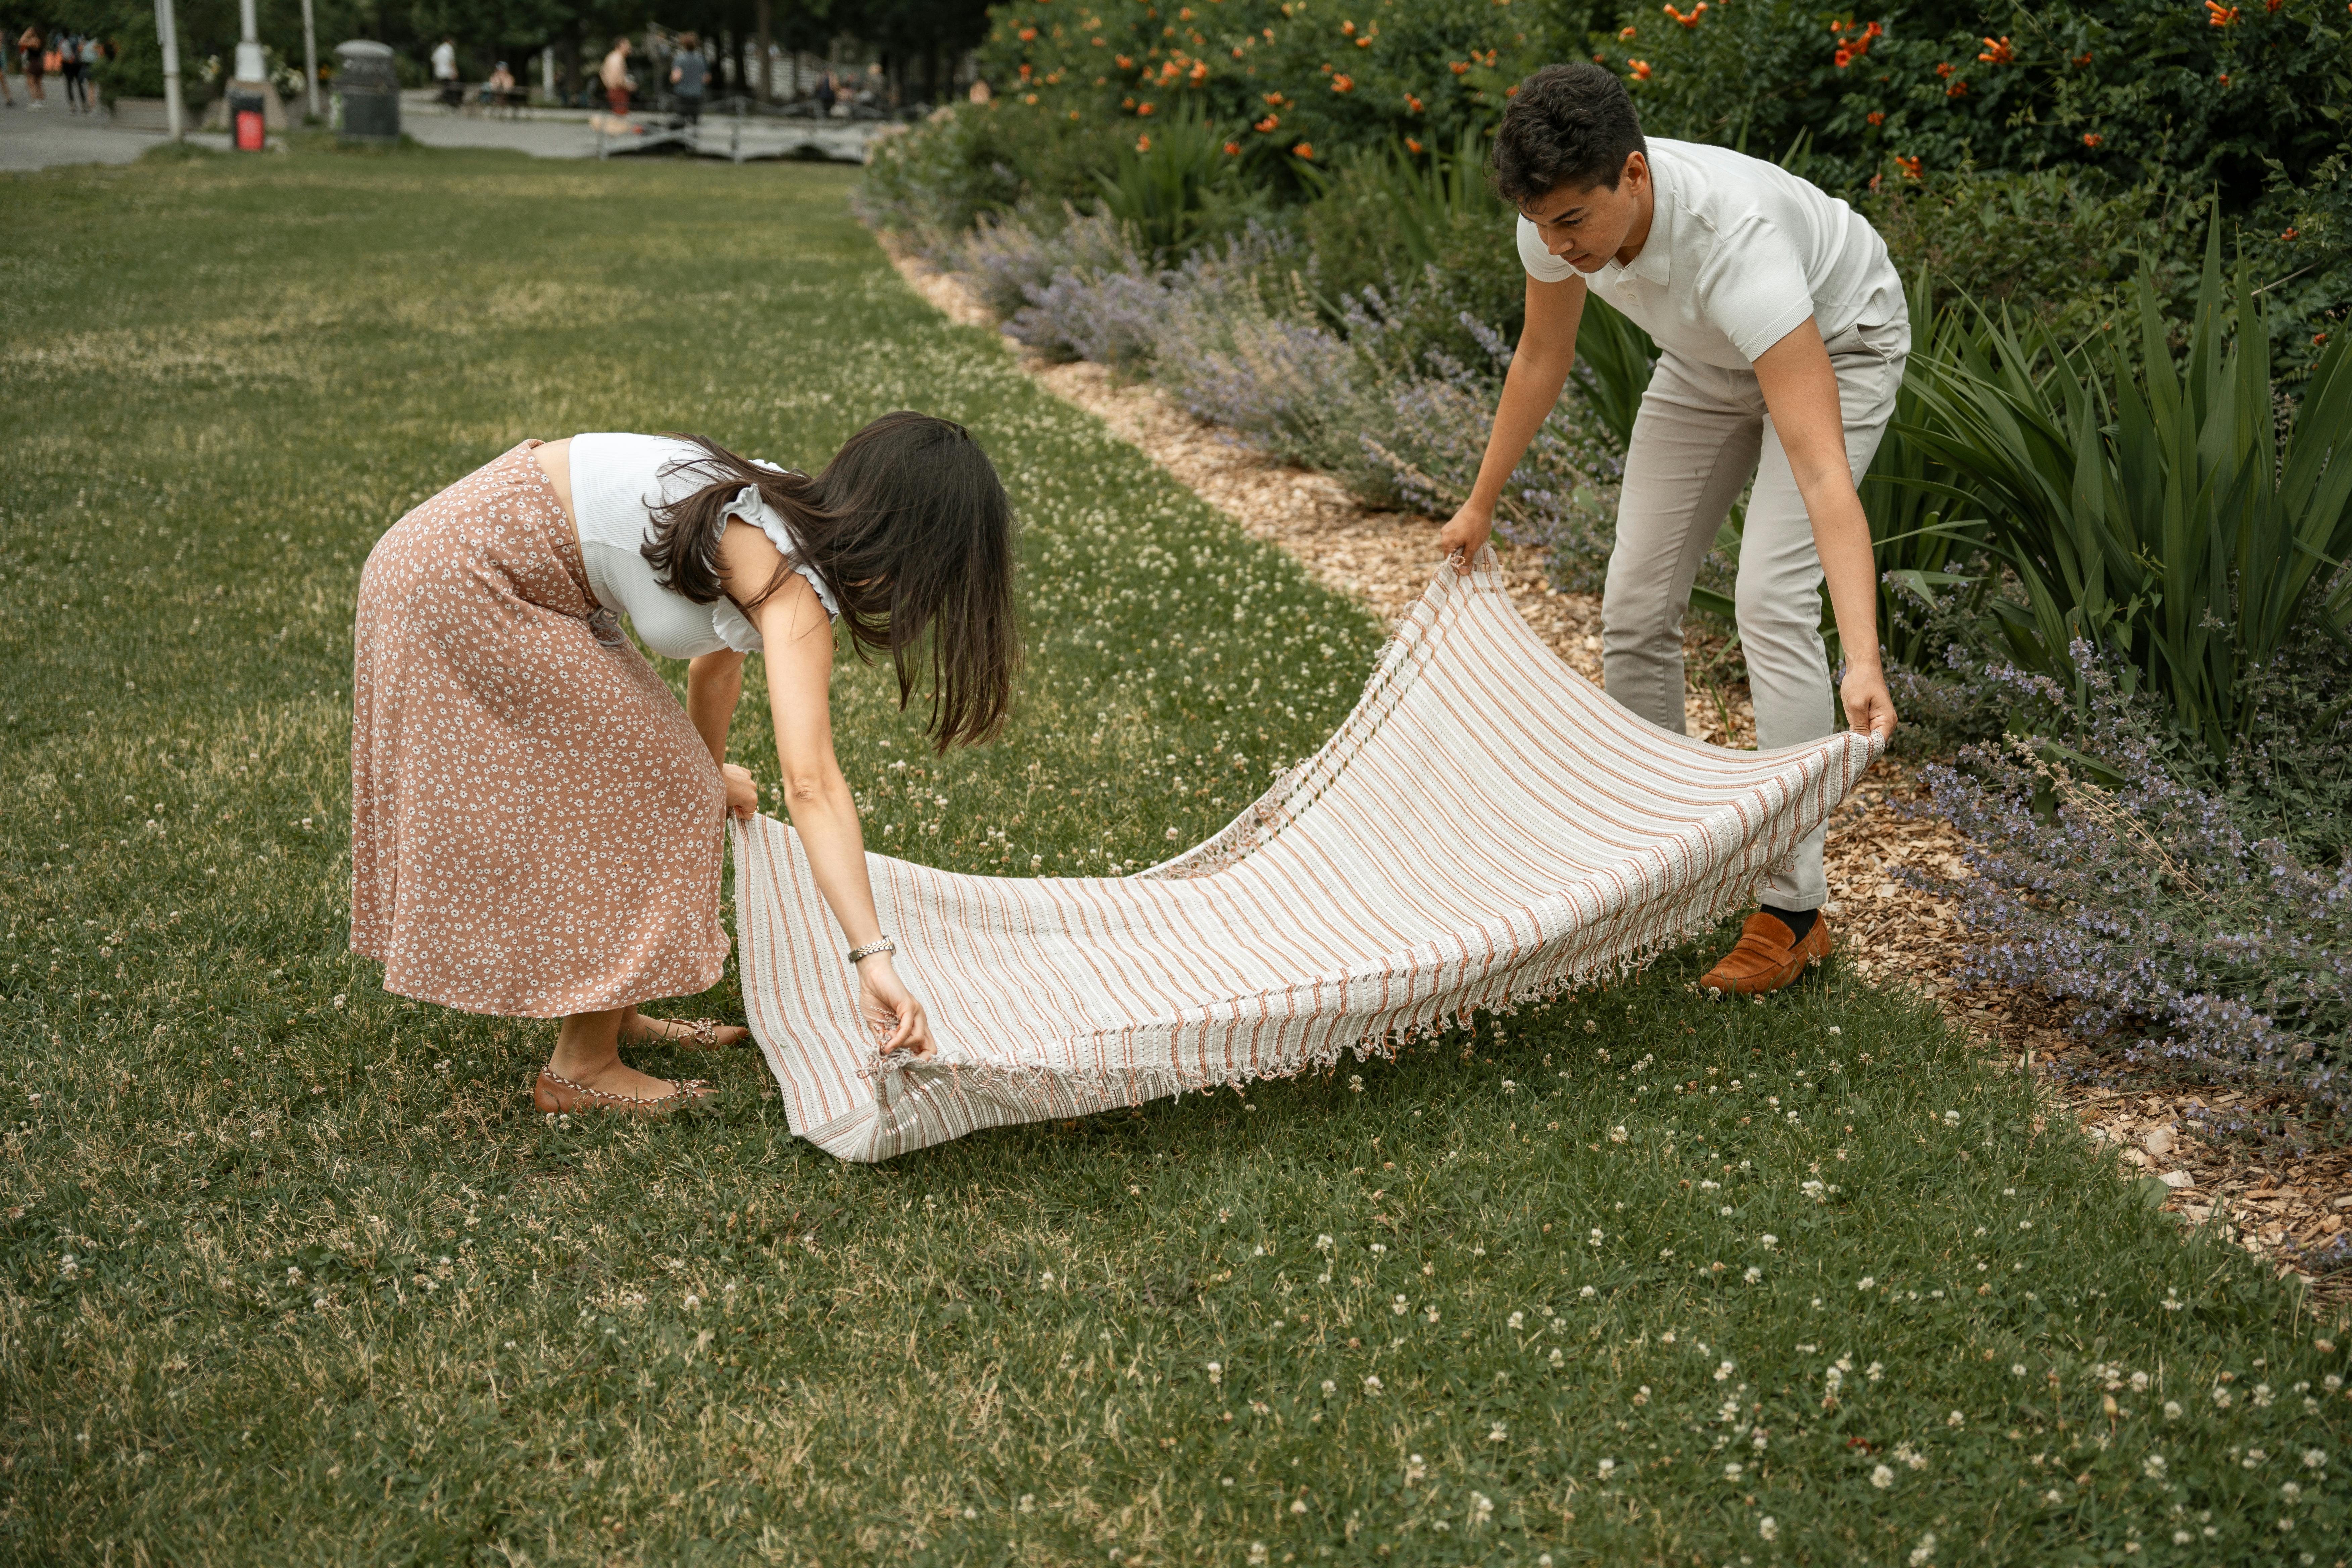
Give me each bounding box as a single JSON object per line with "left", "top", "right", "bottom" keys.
{"left": 643, "top": 412, "right": 1019, "bottom": 751}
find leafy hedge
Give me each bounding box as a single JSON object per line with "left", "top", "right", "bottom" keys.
{"left": 1602, "top": 0, "right": 2351, "bottom": 199}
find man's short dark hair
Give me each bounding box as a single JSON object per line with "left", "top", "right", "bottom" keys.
{"left": 1492, "top": 63, "right": 1648, "bottom": 205}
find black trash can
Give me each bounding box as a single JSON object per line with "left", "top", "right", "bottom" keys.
{"left": 334, "top": 40, "right": 401, "bottom": 144}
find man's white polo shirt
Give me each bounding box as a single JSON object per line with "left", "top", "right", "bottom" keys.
{"left": 1516, "top": 137, "right": 1904, "bottom": 370}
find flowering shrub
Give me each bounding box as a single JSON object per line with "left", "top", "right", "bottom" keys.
{"left": 970, "top": 0, "right": 1550, "bottom": 182}
{"left": 1598, "top": 0, "right": 2351, "bottom": 201}
{"left": 1913, "top": 644, "right": 2352, "bottom": 1146}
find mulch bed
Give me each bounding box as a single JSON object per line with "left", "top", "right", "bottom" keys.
{"left": 886, "top": 241, "right": 2351, "bottom": 1304}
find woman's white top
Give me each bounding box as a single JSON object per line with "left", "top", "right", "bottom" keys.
{"left": 566, "top": 432, "right": 839, "bottom": 660}
{"left": 1516, "top": 138, "right": 1905, "bottom": 370}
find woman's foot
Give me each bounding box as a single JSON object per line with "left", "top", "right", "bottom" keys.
{"left": 539, "top": 1004, "right": 713, "bottom": 1115}
{"left": 532, "top": 1061, "right": 711, "bottom": 1116}
{"left": 618, "top": 1008, "right": 748, "bottom": 1050}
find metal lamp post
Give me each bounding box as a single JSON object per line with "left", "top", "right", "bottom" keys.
{"left": 300, "top": 0, "right": 320, "bottom": 119}
{"left": 152, "top": 0, "right": 185, "bottom": 140}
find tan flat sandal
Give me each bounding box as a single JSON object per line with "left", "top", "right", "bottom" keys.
{"left": 532, "top": 1069, "right": 713, "bottom": 1117}
{"left": 622, "top": 1016, "right": 747, "bottom": 1051}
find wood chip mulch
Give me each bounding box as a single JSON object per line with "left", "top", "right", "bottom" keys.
{"left": 885, "top": 241, "right": 2350, "bottom": 1304}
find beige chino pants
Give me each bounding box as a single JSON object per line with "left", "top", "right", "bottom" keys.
{"left": 1599, "top": 315, "right": 1908, "bottom": 912}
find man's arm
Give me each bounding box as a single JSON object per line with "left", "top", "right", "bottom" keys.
{"left": 1750, "top": 317, "right": 1897, "bottom": 740}
{"left": 1437, "top": 272, "right": 1588, "bottom": 564}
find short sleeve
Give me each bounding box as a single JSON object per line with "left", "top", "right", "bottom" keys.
{"left": 1702, "top": 217, "right": 1817, "bottom": 364}
{"left": 708, "top": 483, "right": 841, "bottom": 653}
{"left": 1516, "top": 214, "right": 1579, "bottom": 284}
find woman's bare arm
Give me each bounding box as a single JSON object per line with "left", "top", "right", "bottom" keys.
{"left": 686, "top": 650, "right": 744, "bottom": 765}
{"left": 717, "top": 519, "right": 932, "bottom": 1055}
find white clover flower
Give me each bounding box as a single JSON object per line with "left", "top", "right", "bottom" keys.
{"left": 2130, "top": 1370, "right": 2150, "bottom": 1392}
{"left": 1550, "top": 1348, "right": 1565, "bottom": 1366}
{"left": 1392, "top": 1294, "right": 1409, "bottom": 1315}
{"left": 1363, "top": 1375, "right": 1382, "bottom": 1393}
{"left": 1206, "top": 1362, "right": 1222, "bottom": 1385}
{"left": 1488, "top": 1422, "right": 1506, "bottom": 1442}
{"left": 1715, "top": 1361, "right": 1735, "bottom": 1381}
{"left": 2281, "top": 1481, "right": 2302, "bottom": 1503}
{"left": 1947, "top": 1410, "right": 1965, "bottom": 1428}
{"left": 2253, "top": 1383, "right": 2275, "bottom": 1408}
{"left": 1908, "top": 1531, "right": 1937, "bottom": 1566}
{"left": 1316, "top": 1234, "right": 1334, "bottom": 1251}
{"left": 1588, "top": 1228, "right": 1604, "bottom": 1245}
{"left": 2013, "top": 1364, "right": 2028, "bottom": 1377}
{"left": 1580, "top": 1285, "right": 1597, "bottom": 1298}
{"left": 1943, "top": 1111, "right": 1960, "bottom": 1126}
{"left": 1871, "top": 1463, "right": 1894, "bottom": 1488}
{"left": 2304, "top": 1449, "right": 2328, "bottom": 1469}
{"left": 1758, "top": 1517, "right": 1778, "bottom": 1542}
{"left": 1508, "top": 1312, "right": 1523, "bottom": 1330}
{"left": 1596, "top": 1458, "right": 1616, "bottom": 1480}
{"left": 1348, "top": 1076, "right": 1363, "bottom": 1093}
{"left": 1744, "top": 1266, "right": 1762, "bottom": 1284}
{"left": 2164, "top": 1401, "right": 2183, "bottom": 1419}
{"left": 1370, "top": 1242, "right": 1386, "bottom": 1254}
{"left": 1760, "top": 1234, "right": 1778, "bottom": 1249}
{"left": 1858, "top": 1276, "right": 1876, "bottom": 1290}
{"left": 2214, "top": 1387, "right": 2234, "bottom": 1409}
{"left": 1609, "top": 1126, "right": 1628, "bottom": 1143}
{"left": 2143, "top": 1454, "right": 2168, "bottom": 1480}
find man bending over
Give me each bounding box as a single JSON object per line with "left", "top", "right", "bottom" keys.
{"left": 1440, "top": 62, "right": 1904, "bottom": 996}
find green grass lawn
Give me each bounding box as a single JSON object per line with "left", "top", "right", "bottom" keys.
{"left": 1, "top": 143, "right": 2344, "bottom": 1566}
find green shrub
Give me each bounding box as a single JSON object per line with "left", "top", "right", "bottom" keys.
{"left": 1860, "top": 166, "right": 2203, "bottom": 355}
{"left": 1600, "top": 0, "right": 2352, "bottom": 203}
{"left": 1905, "top": 228, "right": 2352, "bottom": 763}
{"left": 857, "top": 103, "right": 1106, "bottom": 241}
{"left": 1092, "top": 99, "right": 1270, "bottom": 258}
{"left": 970, "top": 0, "right": 1548, "bottom": 181}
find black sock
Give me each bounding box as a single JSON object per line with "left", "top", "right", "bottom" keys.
{"left": 1761, "top": 904, "right": 1817, "bottom": 943}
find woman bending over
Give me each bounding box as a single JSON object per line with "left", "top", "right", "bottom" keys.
{"left": 349, "top": 414, "right": 1019, "bottom": 1113}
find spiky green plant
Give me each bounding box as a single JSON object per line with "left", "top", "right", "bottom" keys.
{"left": 1903, "top": 227, "right": 2352, "bottom": 762}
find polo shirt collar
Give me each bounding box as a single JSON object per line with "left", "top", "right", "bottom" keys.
{"left": 1598, "top": 147, "right": 1676, "bottom": 291}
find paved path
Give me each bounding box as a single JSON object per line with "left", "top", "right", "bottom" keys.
{"left": 0, "top": 99, "right": 165, "bottom": 172}
{"left": 0, "top": 88, "right": 876, "bottom": 171}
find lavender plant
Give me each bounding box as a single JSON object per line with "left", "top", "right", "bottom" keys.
{"left": 1355, "top": 309, "right": 1623, "bottom": 593}
{"left": 1912, "top": 642, "right": 2352, "bottom": 1148}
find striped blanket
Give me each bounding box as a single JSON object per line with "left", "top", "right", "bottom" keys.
{"left": 731, "top": 549, "right": 1878, "bottom": 1162}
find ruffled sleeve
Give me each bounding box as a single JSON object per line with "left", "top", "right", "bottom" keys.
{"left": 706, "top": 480, "right": 840, "bottom": 653}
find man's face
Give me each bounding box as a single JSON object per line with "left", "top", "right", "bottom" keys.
{"left": 1519, "top": 153, "right": 1649, "bottom": 273}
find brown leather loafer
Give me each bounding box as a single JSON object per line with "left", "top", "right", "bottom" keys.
{"left": 1700, "top": 911, "right": 1834, "bottom": 995}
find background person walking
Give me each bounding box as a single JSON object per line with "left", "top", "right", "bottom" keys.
{"left": 669, "top": 32, "right": 706, "bottom": 126}
{"left": 60, "top": 32, "right": 86, "bottom": 113}
{"left": 598, "top": 36, "right": 632, "bottom": 118}
{"left": 18, "top": 25, "right": 43, "bottom": 107}
{"left": 431, "top": 35, "right": 459, "bottom": 110}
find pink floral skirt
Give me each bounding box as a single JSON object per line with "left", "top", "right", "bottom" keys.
{"left": 349, "top": 440, "right": 728, "bottom": 1018}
